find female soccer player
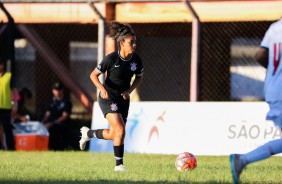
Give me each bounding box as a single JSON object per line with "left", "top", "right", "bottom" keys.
{"left": 79, "top": 22, "right": 144, "bottom": 171}
{"left": 230, "top": 18, "right": 282, "bottom": 184}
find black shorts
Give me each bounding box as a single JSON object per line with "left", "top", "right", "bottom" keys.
{"left": 98, "top": 94, "right": 130, "bottom": 123}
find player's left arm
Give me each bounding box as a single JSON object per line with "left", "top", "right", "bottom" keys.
{"left": 129, "top": 57, "right": 144, "bottom": 94}
{"left": 121, "top": 75, "right": 143, "bottom": 100}
{"left": 255, "top": 47, "right": 268, "bottom": 69}
{"left": 129, "top": 75, "right": 143, "bottom": 94}
{"left": 121, "top": 58, "right": 144, "bottom": 100}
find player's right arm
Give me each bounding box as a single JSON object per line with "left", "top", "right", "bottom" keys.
{"left": 90, "top": 53, "right": 115, "bottom": 100}
{"left": 90, "top": 69, "right": 108, "bottom": 100}
{"left": 256, "top": 23, "right": 273, "bottom": 69}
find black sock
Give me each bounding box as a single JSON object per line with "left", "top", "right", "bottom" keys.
{"left": 87, "top": 129, "right": 104, "bottom": 139}
{"left": 114, "top": 144, "right": 124, "bottom": 166}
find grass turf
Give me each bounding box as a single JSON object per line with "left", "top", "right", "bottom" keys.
{"left": 0, "top": 151, "right": 281, "bottom": 184}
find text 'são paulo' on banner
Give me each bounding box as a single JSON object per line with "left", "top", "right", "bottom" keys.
{"left": 90, "top": 102, "right": 282, "bottom": 156}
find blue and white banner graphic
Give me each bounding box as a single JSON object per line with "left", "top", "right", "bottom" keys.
{"left": 90, "top": 102, "right": 282, "bottom": 156}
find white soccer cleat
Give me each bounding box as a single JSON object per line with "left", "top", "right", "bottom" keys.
{"left": 114, "top": 164, "right": 127, "bottom": 172}
{"left": 79, "top": 126, "right": 90, "bottom": 150}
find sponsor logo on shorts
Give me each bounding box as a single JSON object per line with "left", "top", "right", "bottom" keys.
{"left": 110, "top": 103, "right": 118, "bottom": 111}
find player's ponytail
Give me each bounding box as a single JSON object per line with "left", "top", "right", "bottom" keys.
{"left": 109, "top": 22, "right": 135, "bottom": 44}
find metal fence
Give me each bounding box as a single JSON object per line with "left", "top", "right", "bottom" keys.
{"left": 0, "top": 2, "right": 275, "bottom": 121}
{"left": 200, "top": 21, "right": 270, "bottom": 101}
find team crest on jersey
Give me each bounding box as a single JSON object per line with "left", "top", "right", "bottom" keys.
{"left": 58, "top": 102, "right": 65, "bottom": 110}
{"left": 110, "top": 103, "right": 118, "bottom": 111}
{"left": 130, "top": 62, "right": 137, "bottom": 71}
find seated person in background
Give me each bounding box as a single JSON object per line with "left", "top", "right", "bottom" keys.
{"left": 12, "top": 87, "right": 34, "bottom": 123}
{"left": 41, "top": 82, "right": 78, "bottom": 150}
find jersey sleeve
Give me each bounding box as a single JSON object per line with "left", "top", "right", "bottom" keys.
{"left": 135, "top": 56, "right": 144, "bottom": 77}
{"left": 260, "top": 25, "right": 273, "bottom": 49}
{"left": 95, "top": 55, "right": 113, "bottom": 74}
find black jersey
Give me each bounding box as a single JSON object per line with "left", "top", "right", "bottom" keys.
{"left": 46, "top": 97, "right": 72, "bottom": 123}
{"left": 96, "top": 52, "right": 144, "bottom": 96}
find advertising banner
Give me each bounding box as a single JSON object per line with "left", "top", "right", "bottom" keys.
{"left": 90, "top": 102, "right": 282, "bottom": 155}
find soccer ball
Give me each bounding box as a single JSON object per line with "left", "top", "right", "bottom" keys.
{"left": 175, "top": 152, "right": 197, "bottom": 172}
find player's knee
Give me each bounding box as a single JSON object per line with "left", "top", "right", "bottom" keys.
{"left": 114, "top": 125, "right": 125, "bottom": 139}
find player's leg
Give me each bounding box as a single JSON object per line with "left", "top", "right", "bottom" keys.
{"left": 79, "top": 113, "right": 124, "bottom": 150}
{"left": 79, "top": 125, "right": 111, "bottom": 150}
{"left": 85, "top": 112, "right": 123, "bottom": 141}
{"left": 112, "top": 98, "right": 130, "bottom": 171}
{"left": 105, "top": 113, "right": 127, "bottom": 171}
{"left": 79, "top": 96, "right": 112, "bottom": 150}
{"left": 237, "top": 102, "right": 281, "bottom": 165}
{"left": 231, "top": 102, "right": 282, "bottom": 184}
{"left": 89, "top": 98, "right": 128, "bottom": 143}
{"left": 79, "top": 119, "right": 113, "bottom": 150}
{"left": 240, "top": 138, "right": 282, "bottom": 165}
{"left": 230, "top": 138, "right": 282, "bottom": 184}
{"left": 230, "top": 154, "right": 245, "bottom": 184}
{"left": 79, "top": 112, "right": 127, "bottom": 171}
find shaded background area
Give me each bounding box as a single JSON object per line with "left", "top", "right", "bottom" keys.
{"left": 0, "top": 1, "right": 276, "bottom": 122}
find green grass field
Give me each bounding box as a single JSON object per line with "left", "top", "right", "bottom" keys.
{"left": 0, "top": 151, "right": 281, "bottom": 184}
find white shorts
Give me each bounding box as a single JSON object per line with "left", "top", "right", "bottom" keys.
{"left": 266, "top": 101, "right": 282, "bottom": 128}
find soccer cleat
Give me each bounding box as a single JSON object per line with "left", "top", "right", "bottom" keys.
{"left": 230, "top": 154, "right": 245, "bottom": 184}
{"left": 79, "top": 126, "right": 90, "bottom": 150}
{"left": 114, "top": 164, "right": 127, "bottom": 172}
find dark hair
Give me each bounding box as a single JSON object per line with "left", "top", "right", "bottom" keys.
{"left": 19, "top": 87, "right": 32, "bottom": 107}
{"left": 19, "top": 87, "right": 32, "bottom": 100}
{"left": 109, "top": 22, "right": 135, "bottom": 45}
